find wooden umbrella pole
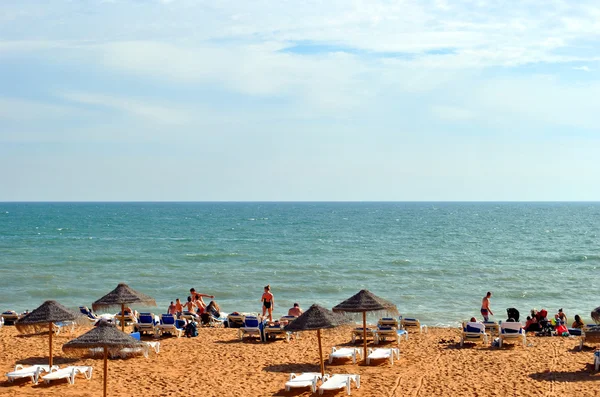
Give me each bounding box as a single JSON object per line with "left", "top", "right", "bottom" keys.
{"left": 121, "top": 303, "right": 125, "bottom": 332}
{"left": 317, "top": 329, "right": 324, "bottom": 377}
{"left": 103, "top": 346, "right": 108, "bottom": 397}
{"left": 49, "top": 322, "right": 53, "bottom": 368}
{"left": 362, "top": 312, "right": 367, "bottom": 364}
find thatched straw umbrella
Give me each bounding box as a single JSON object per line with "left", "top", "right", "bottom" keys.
{"left": 592, "top": 307, "right": 600, "bottom": 324}
{"left": 92, "top": 283, "right": 156, "bottom": 332}
{"left": 332, "top": 289, "right": 398, "bottom": 364}
{"left": 63, "top": 320, "right": 145, "bottom": 397}
{"left": 284, "top": 304, "right": 349, "bottom": 376}
{"left": 15, "top": 300, "right": 82, "bottom": 368}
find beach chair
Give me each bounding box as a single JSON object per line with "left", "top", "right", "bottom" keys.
{"left": 42, "top": 366, "right": 93, "bottom": 384}
{"left": 378, "top": 317, "right": 399, "bottom": 328}
{"left": 579, "top": 328, "right": 600, "bottom": 350}
{"left": 122, "top": 332, "right": 159, "bottom": 358}
{"left": 279, "top": 315, "right": 298, "bottom": 323}
{"left": 366, "top": 347, "right": 400, "bottom": 365}
{"left": 318, "top": 374, "right": 360, "bottom": 396}
{"left": 134, "top": 313, "right": 158, "bottom": 335}
{"left": 263, "top": 323, "right": 290, "bottom": 342}
{"left": 79, "top": 306, "right": 100, "bottom": 324}
{"left": 499, "top": 322, "right": 526, "bottom": 347}
{"left": 594, "top": 350, "right": 600, "bottom": 372}
{"left": 157, "top": 314, "right": 184, "bottom": 338}
{"left": 400, "top": 316, "right": 427, "bottom": 333}
{"left": 351, "top": 327, "right": 374, "bottom": 344}
{"left": 238, "top": 316, "right": 263, "bottom": 341}
{"left": 373, "top": 325, "right": 407, "bottom": 344}
{"left": 6, "top": 364, "right": 58, "bottom": 385}
{"left": 226, "top": 313, "right": 246, "bottom": 328}
{"left": 460, "top": 322, "right": 488, "bottom": 347}
{"left": 284, "top": 372, "right": 323, "bottom": 393}
{"left": 483, "top": 321, "right": 499, "bottom": 335}
{"left": 328, "top": 347, "right": 362, "bottom": 364}
{"left": 115, "top": 311, "right": 137, "bottom": 326}
{"left": 53, "top": 321, "right": 76, "bottom": 335}
{"left": 1, "top": 311, "right": 20, "bottom": 326}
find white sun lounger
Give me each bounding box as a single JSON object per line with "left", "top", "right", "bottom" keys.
{"left": 6, "top": 364, "right": 58, "bottom": 385}
{"left": 373, "top": 326, "right": 408, "bottom": 344}
{"left": 400, "top": 317, "right": 427, "bottom": 333}
{"left": 328, "top": 347, "right": 362, "bottom": 364}
{"left": 499, "top": 322, "right": 526, "bottom": 347}
{"left": 156, "top": 314, "right": 184, "bottom": 338}
{"left": 42, "top": 366, "right": 93, "bottom": 384}
{"left": 366, "top": 347, "right": 400, "bottom": 365}
{"left": 351, "top": 327, "right": 373, "bottom": 344}
{"left": 285, "top": 372, "right": 323, "bottom": 393}
{"left": 120, "top": 341, "right": 160, "bottom": 358}
{"left": 318, "top": 374, "right": 360, "bottom": 395}
{"left": 460, "top": 322, "right": 488, "bottom": 347}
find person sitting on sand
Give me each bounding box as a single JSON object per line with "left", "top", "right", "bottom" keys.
{"left": 168, "top": 301, "right": 177, "bottom": 316}
{"left": 525, "top": 316, "right": 540, "bottom": 332}
{"left": 288, "top": 303, "right": 303, "bottom": 317}
{"left": 261, "top": 285, "right": 274, "bottom": 322}
{"left": 480, "top": 291, "right": 493, "bottom": 322}
{"left": 572, "top": 314, "right": 585, "bottom": 329}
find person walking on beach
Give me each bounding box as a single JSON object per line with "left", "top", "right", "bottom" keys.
{"left": 481, "top": 291, "right": 493, "bottom": 322}
{"left": 261, "top": 285, "right": 274, "bottom": 322}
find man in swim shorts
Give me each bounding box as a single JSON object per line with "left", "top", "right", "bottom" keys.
{"left": 481, "top": 291, "right": 493, "bottom": 322}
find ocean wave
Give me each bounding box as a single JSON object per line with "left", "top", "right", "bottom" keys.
{"left": 390, "top": 259, "right": 411, "bottom": 265}
{"left": 183, "top": 252, "right": 241, "bottom": 262}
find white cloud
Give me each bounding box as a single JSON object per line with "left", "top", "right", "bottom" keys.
{"left": 573, "top": 65, "right": 592, "bottom": 72}
{"left": 59, "top": 91, "right": 193, "bottom": 125}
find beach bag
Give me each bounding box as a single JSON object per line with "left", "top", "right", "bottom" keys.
{"left": 185, "top": 322, "right": 198, "bottom": 337}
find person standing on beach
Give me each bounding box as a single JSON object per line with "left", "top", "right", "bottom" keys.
{"left": 189, "top": 288, "right": 214, "bottom": 311}
{"left": 481, "top": 291, "right": 493, "bottom": 322}
{"left": 261, "top": 285, "right": 274, "bottom": 322}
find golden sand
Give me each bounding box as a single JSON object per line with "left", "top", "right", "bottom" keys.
{"left": 1, "top": 325, "right": 599, "bottom": 396}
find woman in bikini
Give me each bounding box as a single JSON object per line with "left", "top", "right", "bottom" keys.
{"left": 261, "top": 285, "right": 274, "bottom": 322}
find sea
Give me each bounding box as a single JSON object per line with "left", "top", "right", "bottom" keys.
{"left": 1, "top": 202, "right": 599, "bottom": 327}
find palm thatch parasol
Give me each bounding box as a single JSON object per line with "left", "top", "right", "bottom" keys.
{"left": 92, "top": 283, "right": 156, "bottom": 331}
{"left": 15, "top": 300, "right": 82, "bottom": 368}
{"left": 284, "top": 304, "right": 349, "bottom": 376}
{"left": 63, "top": 320, "right": 145, "bottom": 397}
{"left": 592, "top": 307, "right": 600, "bottom": 324}
{"left": 332, "top": 289, "right": 398, "bottom": 364}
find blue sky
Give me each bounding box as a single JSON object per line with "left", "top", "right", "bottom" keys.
{"left": 1, "top": 0, "right": 600, "bottom": 201}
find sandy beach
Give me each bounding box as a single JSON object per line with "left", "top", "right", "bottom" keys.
{"left": 2, "top": 323, "right": 600, "bottom": 397}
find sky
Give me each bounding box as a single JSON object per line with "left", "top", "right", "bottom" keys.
{"left": 1, "top": 0, "right": 600, "bottom": 201}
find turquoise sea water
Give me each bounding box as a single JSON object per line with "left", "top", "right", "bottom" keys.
{"left": 1, "top": 202, "right": 599, "bottom": 326}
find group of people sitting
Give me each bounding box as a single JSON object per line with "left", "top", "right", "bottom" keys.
{"left": 522, "top": 308, "right": 584, "bottom": 336}
{"left": 166, "top": 288, "right": 221, "bottom": 325}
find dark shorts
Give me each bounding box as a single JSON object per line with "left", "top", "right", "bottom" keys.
{"left": 264, "top": 301, "right": 272, "bottom": 309}
{"left": 480, "top": 309, "right": 489, "bottom": 315}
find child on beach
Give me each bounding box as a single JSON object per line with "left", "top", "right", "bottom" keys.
{"left": 261, "top": 285, "right": 274, "bottom": 322}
